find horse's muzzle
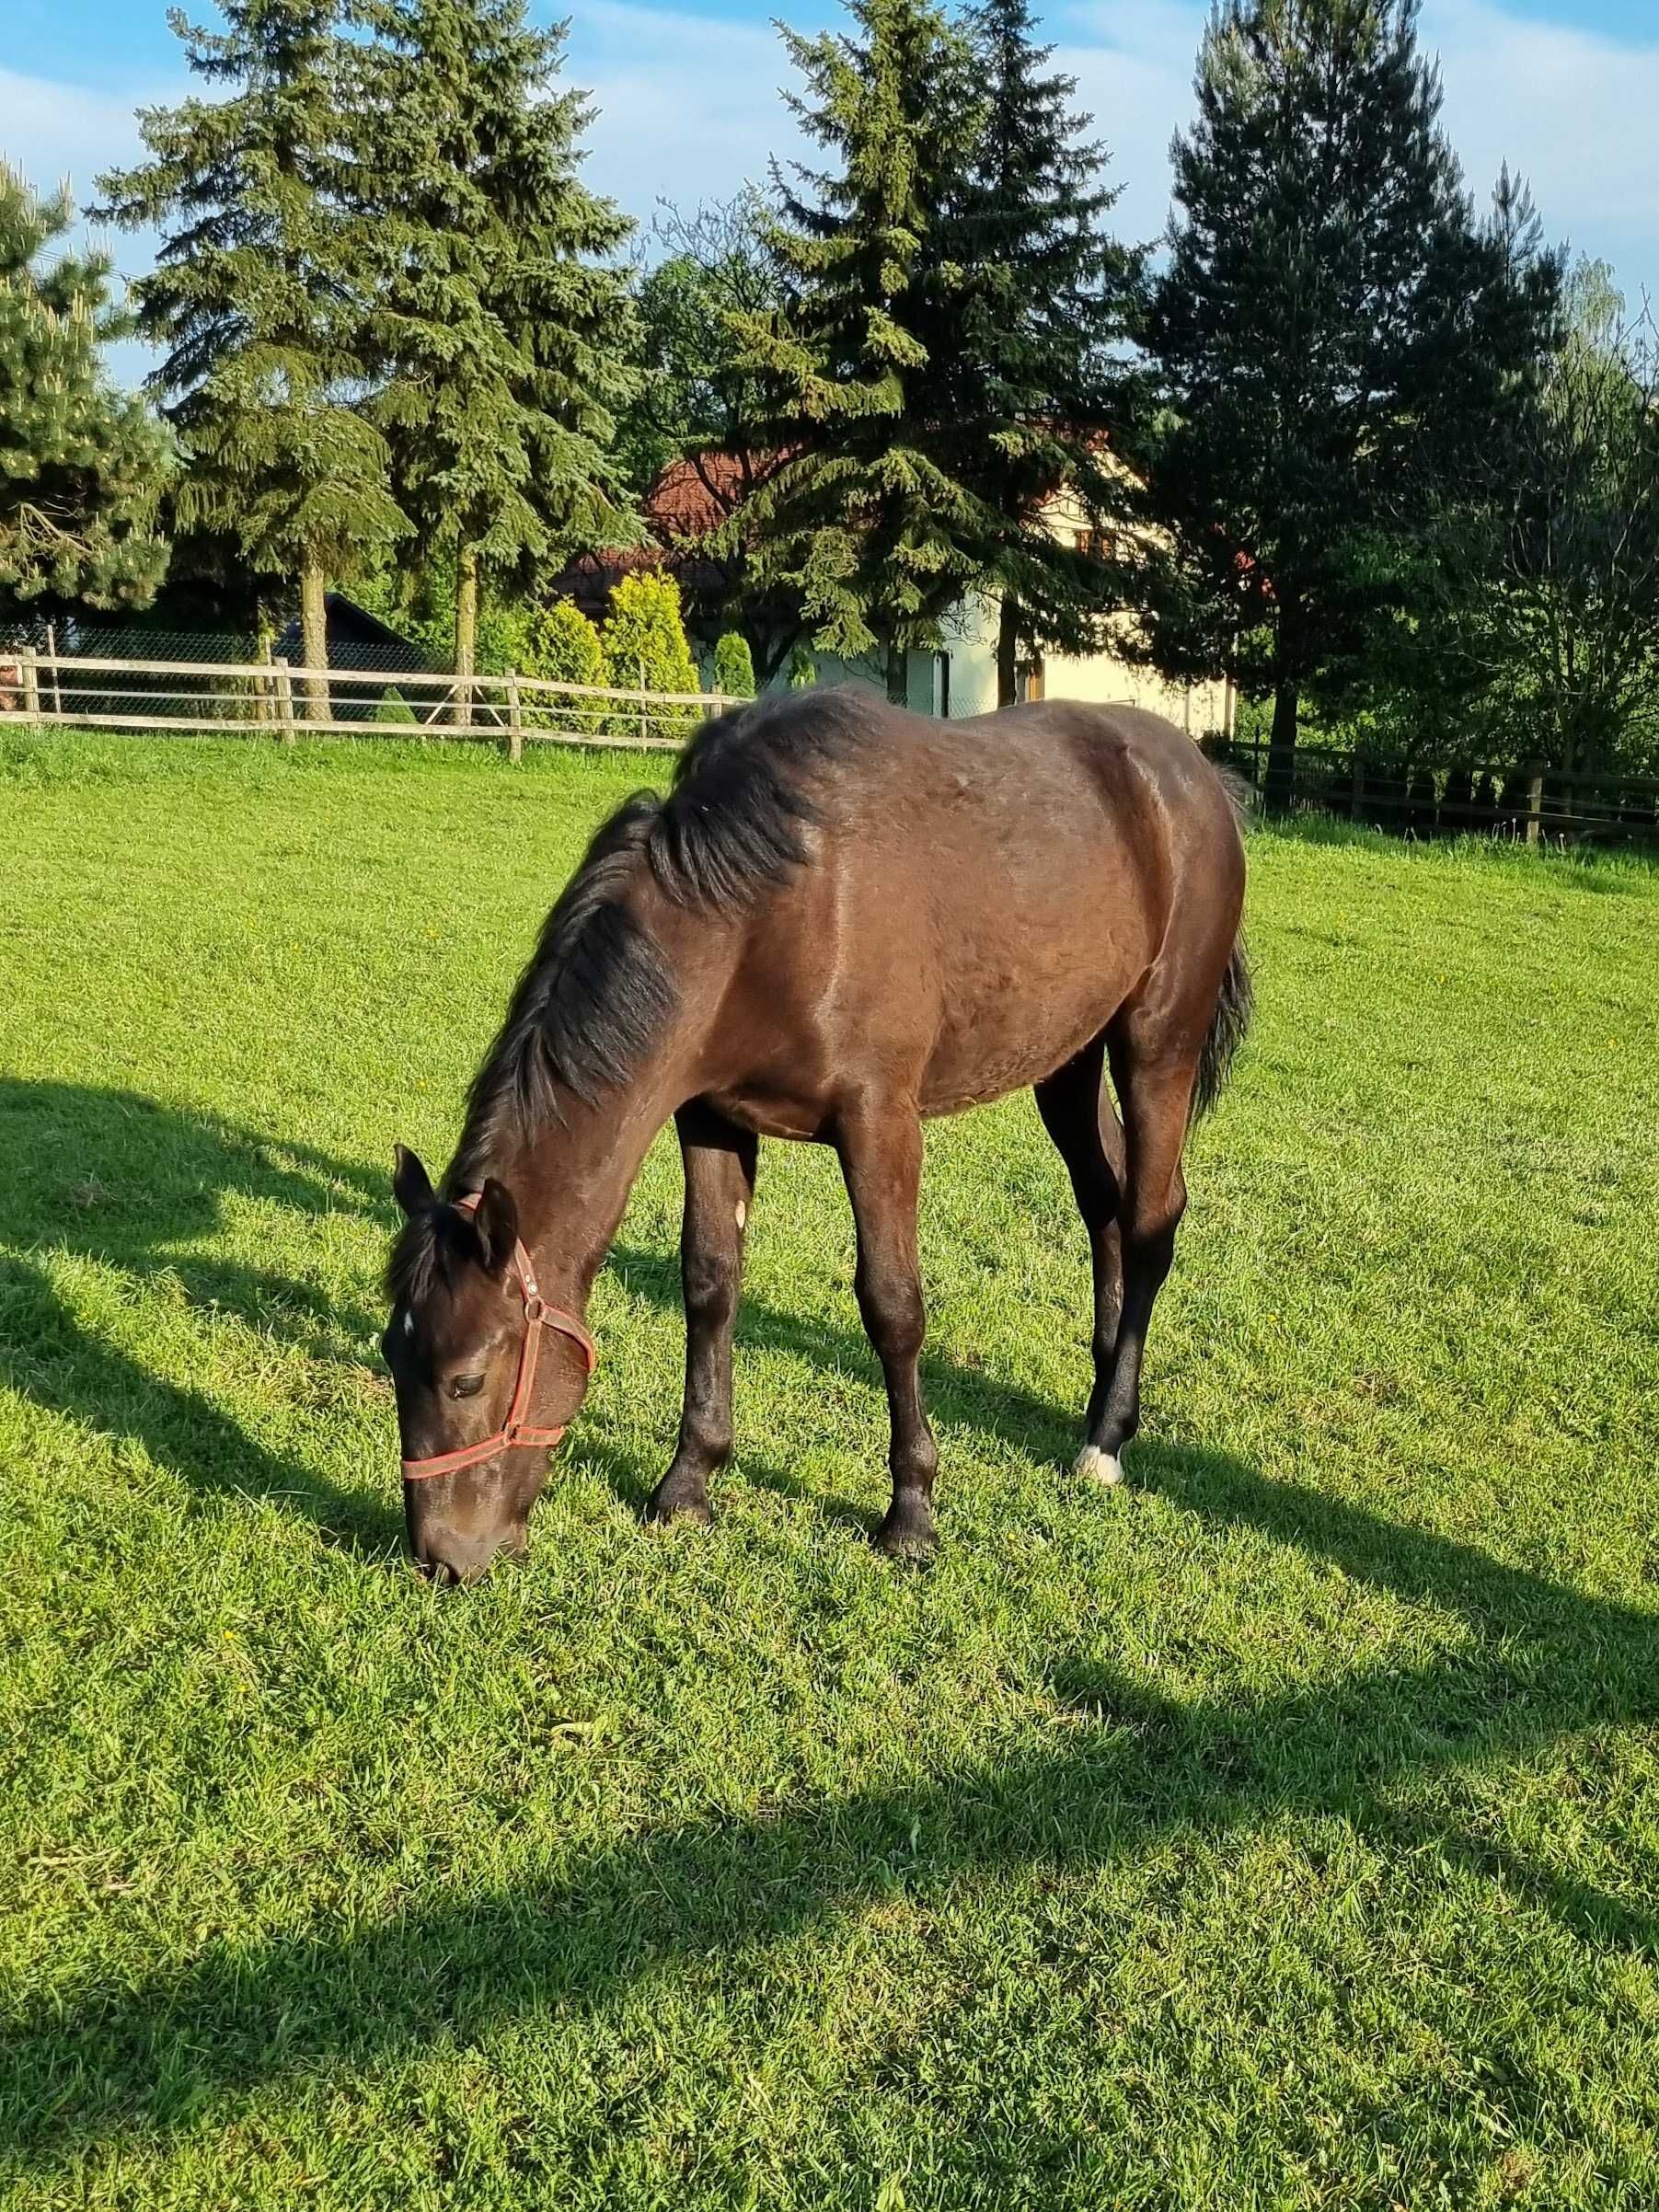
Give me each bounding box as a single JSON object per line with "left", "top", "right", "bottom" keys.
{"left": 410, "top": 1520, "right": 528, "bottom": 1586}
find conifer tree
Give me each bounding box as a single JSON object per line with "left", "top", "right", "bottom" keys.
{"left": 732, "top": 0, "right": 991, "bottom": 699}
{"left": 97, "top": 0, "right": 406, "bottom": 718}
{"left": 712, "top": 630, "right": 756, "bottom": 698}
{"left": 1138, "top": 0, "right": 1558, "bottom": 805}
{"left": 955, "top": 0, "right": 1140, "bottom": 705}
{"left": 0, "top": 165, "right": 172, "bottom": 614}
{"left": 350, "top": 0, "right": 640, "bottom": 709}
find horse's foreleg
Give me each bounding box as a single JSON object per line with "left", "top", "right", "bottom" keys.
{"left": 835, "top": 1102, "right": 939, "bottom": 1559}
{"left": 648, "top": 1102, "right": 757, "bottom": 1527}
{"left": 1086, "top": 1036, "right": 1199, "bottom": 1481}
{"left": 1034, "top": 1037, "right": 1127, "bottom": 1480}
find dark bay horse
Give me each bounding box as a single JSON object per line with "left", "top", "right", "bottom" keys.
{"left": 384, "top": 689, "right": 1250, "bottom": 1581}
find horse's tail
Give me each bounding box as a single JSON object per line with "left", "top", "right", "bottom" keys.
{"left": 1192, "top": 927, "right": 1252, "bottom": 1122}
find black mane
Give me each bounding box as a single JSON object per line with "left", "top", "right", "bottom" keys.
{"left": 442, "top": 687, "right": 871, "bottom": 1195}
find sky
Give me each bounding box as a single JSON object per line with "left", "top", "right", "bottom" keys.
{"left": 5, "top": 0, "right": 1655, "bottom": 387}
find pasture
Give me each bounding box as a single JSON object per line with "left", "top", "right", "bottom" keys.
{"left": 3, "top": 728, "right": 1658, "bottom": 2210}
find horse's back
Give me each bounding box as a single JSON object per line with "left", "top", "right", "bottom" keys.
{"left": 699, "top": 691, "right": 1245, "bottom": 1126}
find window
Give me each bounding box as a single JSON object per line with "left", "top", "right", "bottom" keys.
{"left": 1015, "top": 658, "right": 1044, "bottom": 704}
{"left": 1073, "top": 527, "right": 1117, "bottom": 560}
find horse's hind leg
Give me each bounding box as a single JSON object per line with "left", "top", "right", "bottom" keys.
{"left": 1034, "top": 1035, "right": 1127, "bottom": 1482}
{"left": 648, "top": 1101, "right": 757, "bottom": 1527}
{"left": 835, "top": 1100, "right": 939, "bottom": 1560}
{"left": 1085, "top": 1018, "right": 1202, "bottom": 1480}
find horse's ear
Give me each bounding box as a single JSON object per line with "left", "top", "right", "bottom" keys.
{"left": 473, "top": 1178, "right": 519, "bottom": 1277}
{"left": 393, "top": 1144, "right": 436, "bottom": 1218}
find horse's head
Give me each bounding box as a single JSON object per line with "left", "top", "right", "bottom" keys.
{"left": 382, "top": 1146, "right": 595, "bottom": 1584}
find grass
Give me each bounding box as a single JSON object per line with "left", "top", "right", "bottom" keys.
{"left": 2, "top": 728, "right": 1657, "bottom": 2211}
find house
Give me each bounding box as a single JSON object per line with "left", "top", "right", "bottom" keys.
{"left": 557, "top": 451, "right": 1234, "bottom": 736}
{"left": 272, "top": 593, "right": 429, "bottom": 674}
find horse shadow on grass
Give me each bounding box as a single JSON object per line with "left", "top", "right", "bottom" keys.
{"left": 4, "top": 1095, "right": 1658, "bottom": 2173}
{"left": 0, "top": 1077, "right": 404, "bottom": 1558}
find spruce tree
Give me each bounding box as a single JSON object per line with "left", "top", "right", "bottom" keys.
{"left": 0, "top": 165, "right": 172, "bottom": 615}
{"left": 350, "top": 0, "right": 640, "bottom": 708}
{"left": 1139, "top": 0, "right": 1557, "bottom": 805}
{"left": 96, "top": 0, "right": 407, "bottom": 718}
{"left": 732, "top": 0, "right": 992, "bottom": 699}
{"left": 955, "top": 0, "right": 1140, "bottom": 705}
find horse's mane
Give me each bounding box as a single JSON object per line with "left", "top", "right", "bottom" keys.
{"left": 440, "top": 685, "right": 871, "bottom": 1201}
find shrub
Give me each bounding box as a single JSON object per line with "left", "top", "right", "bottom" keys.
{"left": 712, "top": 631, "right": 756, "bottom": 699}
{"left": 524, "top": 600, "right": 606, "bottom": 733}
{"left": 374, "top": 687, "right": 418, "bottom": 725}
{"left": 787, "top": 643, "right": 818, "bottom": 689}
{"left": 602, "top": 572, "right": 701, "bottom": 737}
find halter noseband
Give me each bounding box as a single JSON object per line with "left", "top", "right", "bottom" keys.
{"left": 399, "top": 1192, "right": 598, "bottom": 1483}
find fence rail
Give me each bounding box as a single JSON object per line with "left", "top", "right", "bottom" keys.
{"left": 1213, "top": 738, "right": 1659, "bottom": 847}
{"left": 0, "top": 646, "right": 739, "bottom": 756}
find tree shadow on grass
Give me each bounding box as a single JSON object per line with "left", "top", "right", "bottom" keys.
{"left": 0, "top": 1079, "right": 404, "bottom": 1559}
{"left": 3, "top": 1446, "right": 1657, "bottom": 2172}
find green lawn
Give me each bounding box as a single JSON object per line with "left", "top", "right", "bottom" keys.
{"left": 3, "top": 728, "right": 1658, "bottom": 2211}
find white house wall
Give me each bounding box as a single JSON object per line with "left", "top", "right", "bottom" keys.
{"left": 782, "top": 603, "right": 1231, "bottom": 738}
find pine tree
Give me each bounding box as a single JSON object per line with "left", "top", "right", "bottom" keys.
{"left": 0, "top": 165, "right": 172, "bottom": 614}
{"left": 96, "top": 0, "right": 407, "bottom": 719}
{"left": 732, "top": 0, "right": 992, "bottom": 699}
{"left": 1139, "top": 0, "right": 1558, "bottom": 806}
{"left": 955, "top": 0, "right": 1141, "bottom": 705}
{"left": 350, "top": 0, "right": 641, "bottom": 711}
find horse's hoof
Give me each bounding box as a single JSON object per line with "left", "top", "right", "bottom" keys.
{"left": 1074, "top": 1444, "right": 1123, "bottom": 1487}
{"left": 646, "top": 1486, "right": 714, "bottom": 1528}
{"left": 874, "top": 1505, "right": 938, "bottom": 1562}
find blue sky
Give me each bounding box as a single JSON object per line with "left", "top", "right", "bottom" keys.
{"left": 6, "top": 0, "right": 1655, "bottom": 386}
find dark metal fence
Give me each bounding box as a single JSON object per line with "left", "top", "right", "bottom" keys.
{"left": 1210, "top": 740, "right": 1659, "bottom": 847}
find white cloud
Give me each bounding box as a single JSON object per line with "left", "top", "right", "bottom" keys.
{"left": 1426, "top": 0, "right": 1658, "bottom": 292}
{"left": 6, "top": 0, "right": 1653, "bottom": 396}
{"left": 1055, "top": 0, "right": 1658, "bottom": 293}
{"left": 570, "top": 2, "right": 807, "bottom": 225}
{"left": 0, "top": 67, "right": 160, "bottom": 218}
{"left": 1, "top": 68, "right": 173, "bottom": 385}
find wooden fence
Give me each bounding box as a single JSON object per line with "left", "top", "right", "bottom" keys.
{"left": 0, "top": 646, "right": 740, "bottom": 757}
{"left": 1213, "top": 739, "right": 1659, "bottom": 848}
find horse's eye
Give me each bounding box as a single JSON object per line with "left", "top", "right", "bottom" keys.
{"left": 449, "top": 1374, "right": 485, "bottom": 1400}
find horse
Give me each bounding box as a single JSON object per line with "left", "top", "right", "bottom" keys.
{"left": 383, "top": 687, "right": 1250, "bottom": 1583}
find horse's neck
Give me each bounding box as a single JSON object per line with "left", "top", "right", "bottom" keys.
{"left": 478, "top": 1075, "right": 676, "bottom": 1314}
{"left": 455, "top": 866, "right": 738, "bottom": 1310}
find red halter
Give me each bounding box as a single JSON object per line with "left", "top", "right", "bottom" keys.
{"left": 399, "top": 1193, "right": 598, "bottom": 1483}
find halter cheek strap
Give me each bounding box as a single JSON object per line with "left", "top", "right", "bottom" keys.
{"left": 400, "top": 1193, "right": 598, "bottom": 1483}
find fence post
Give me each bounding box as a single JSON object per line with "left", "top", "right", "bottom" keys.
{"left": 44, "top": 624, "right": 62, "bottom": 720}
{"left": 273, "top": 657, "right": 295, "bottom": 744}
{"left": 19, "top": 648, "right": 40, "bottom": 726}
{"left": 1526, "top": 760, "right": 1544, "bottom": 847}
{"left": 506, "top": 670, "right": 524, "bottom": 765}
{"left": 637, "top": 660, "right": 647, "bottom": 745}
{"left": 1351, "top": 751, "right": 1365, "bottom": 823}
